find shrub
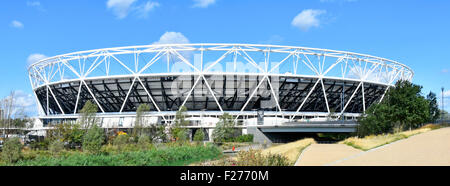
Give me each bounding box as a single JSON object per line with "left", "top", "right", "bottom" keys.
{"left": 82, "top": 124, "right": 105, "bottom": 154}
{"left": 236, "top": 149, "right": 290, "bottom": 166}
{"left": 137, "top": 135, "right": 151, "bottom": 149}
{"left": 113, "top": 133, "right": 129, "bottom": 146}
{"left": 152, "top": 125, "right": 168, "bottom": 143}
{"left": 49, "top": 140, "right": 65, "bottom": 156}
{"left": 220, "top": 134, "right": 254, "bottom": 143}
{"left": 29, "top": 139, "right": 50, "bottom": 150}
{"left": 234, "top": 134, "right": 254, "bottom": 142}
{"left": 49, "top": 123, "right": 85, "bottom": 149}
{"left": 1, "top": 137, "right": 23, "bottom": 163}
{"left": 214, "top": 149, "right": 290, "bottom": 166}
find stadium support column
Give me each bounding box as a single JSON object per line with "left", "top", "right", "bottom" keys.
{"left": 208, "top": 128, "right": 214, "bottom": 142}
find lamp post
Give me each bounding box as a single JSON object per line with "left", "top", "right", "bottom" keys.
{"left": 442, "top": 87, "right": 445, "bottom": 123}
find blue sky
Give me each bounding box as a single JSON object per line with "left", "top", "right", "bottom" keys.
{"left": 1, "top": 0, "right": 450, "bottom": 116}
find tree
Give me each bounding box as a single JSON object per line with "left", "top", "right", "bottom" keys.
{"left": 0, "top": 91, "right": 27, "bottom": 137}
{"left": 154, "top": 125, "right": 168, "bottom": 143}
{"left": 132, "top": 104, "right": 150, "bottom": 141}
{"left": 356, "top": 80, "right": 431, "bottom": 137}
{"left": 82, "top": 124, "right": 105, "bottom": 154}
{"left": 386, "top": 80, "right": 430, "bottom": 130}
{"left": 212, "top": 113, "right": 236, "bottom": 142}
{"left": 80, "top": 100, "right": 98, "bottom": 130}
{"left": 170, "top": 106, "right": 189, "bottom": 141}
{"left": 193, "top": 129, "right": 205, "bottom": 142}
{"left": 357, "top": 103, "right": 394, "bottom": 137}
{"left": 50, "top": 123, "right": 85, "bottom": 148}
{"left": 427, "top": 92, "right": 440, "bottom": 123}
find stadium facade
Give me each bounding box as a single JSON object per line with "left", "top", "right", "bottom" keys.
{"left": 28, "top": 44, "right": 413, "bottom": 134}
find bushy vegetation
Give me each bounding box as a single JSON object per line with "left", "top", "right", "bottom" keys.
{"left": 212, "top": 113, "right": 240, "bottom": 143}
{"left": 112, "top": 132, "right": 129, "bottom": 151}
{"left": 211, "top": 149, "right": 290, "bottom": 166}
{"left": 137, "top": 135, "right": 152, "bottom": 150}
{"left": 225, "top": 134, "right": 254, "bottom": 143}
{"left": 0, "top": 102, "right": 226, "bottom": 166}
{"left": 193, "top": 129, "right": 205, "bottom": 142}
{"left": 170, "top": 106, "right": 190, "bottom": 142}
{"left": 1, "top": 137, "right": 23, "bottom": 163}
{"left": 357, "top": 80, "right": 439, "bottom": 137}
{"left": 48, "top": 140, "right": 64, "bottom": 156}
{"left": 11, "top": 144, "right": 222, "bottom": 166}
{"left": 82, "top": 124, "right": 105, "bottom": 154}
{"left": 236, "top": 149, "right": 290, "bottom": 166}
{"left": 48, "top": 123, "right": 85, "bottom": 149}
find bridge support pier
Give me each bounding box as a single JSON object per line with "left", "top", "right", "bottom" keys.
{"left": 247, "top": 126, "right": 272, "bottom": 144}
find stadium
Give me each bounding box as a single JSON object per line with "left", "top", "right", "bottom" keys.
{"left": 27, "top": 44, "right": 413, "bottom": 141}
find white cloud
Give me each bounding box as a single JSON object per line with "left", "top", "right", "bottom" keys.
{"left": 192, "top": 0, "right": 216, "bottom": 8}
{"left": 27, "top": 1, "right": 45, "bottom": 12}
{"left": 153, "top": 32, "right": 190, "bottom": 45}
{"left": 11, "top": 20, "right": 24, "bottom": 29}
{"left": 12, "top": 90, "right": 35, "bottom": 109}
{"left": 27, "top": 53, "right": 48, "bottom": 66}
{"left": 107, "top": 0, "right": 137, "bottom": 19}
{"left": 136, "top": 1, "right": 160, "bottom": 18}
{"left": 106, "top": 0, "right": 159, "bottom": 19}
{"left": 152, "top": 32, "right": 192, "bottom": 65}
{"left": 291, "top": 9, "right": 326, "bottom": 31}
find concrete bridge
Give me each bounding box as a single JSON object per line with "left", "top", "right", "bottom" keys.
{"left": 247, "top": 121, "right": 358, "bottom": 144}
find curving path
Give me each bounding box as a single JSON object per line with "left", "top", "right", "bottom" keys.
{"left": 297, "top": 127, "right": 450, "bottom": 166}
{"left": 295, "top": 144, "right": 362, "bottom": 166}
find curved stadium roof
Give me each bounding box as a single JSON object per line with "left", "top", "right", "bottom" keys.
{"left": 28, "top": 44, "right": 413, "bottom": 120}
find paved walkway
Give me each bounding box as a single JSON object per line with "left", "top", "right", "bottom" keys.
{"left": 297, "top": 127, "right": 450, "bottom": 166}
{"left": 295, "top": 144, "right": 362, "bottom": 166}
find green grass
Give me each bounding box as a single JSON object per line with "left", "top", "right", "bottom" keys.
{"left": 4, "top": 144, "right": 222, "bottom": 166}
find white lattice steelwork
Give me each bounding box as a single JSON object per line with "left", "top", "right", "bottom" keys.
{"left": 28, "top": 44, "right": 413, "bottom": 123}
